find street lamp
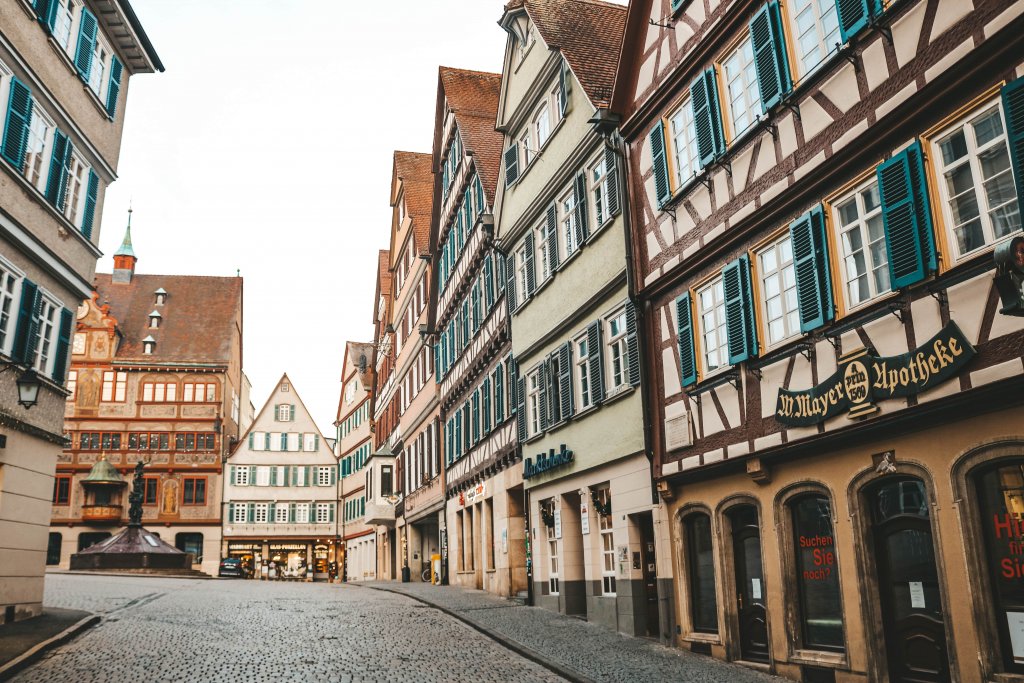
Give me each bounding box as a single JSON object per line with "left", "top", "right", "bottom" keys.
{"left": 14, "top": 368, "right": 40, "bottom": 409}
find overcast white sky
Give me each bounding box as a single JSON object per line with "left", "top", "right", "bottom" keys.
{"left": 97, "top": 1, "right": 524, "bottom": 434}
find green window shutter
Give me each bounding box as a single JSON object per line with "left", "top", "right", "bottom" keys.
{"left": 523, "top": 232, "right": 536, "bottom": 297}
{"left": 230, "top": 467, "right": 236, "bottom": 486}
{"left": 329, "top": 504, "right": 335, "bottom": 523}
{"left": 280, "top": 433, "right": 288, "bottom": 450}
{"left": 270, "top": 467, "right": 278, "bottom": 486}
{"left": 789, "top": 205, "right": 834, "bottom": 332}
{"left": 625, "top": 300, "right": 641, "bottom": 387}
{"left": 558, "top": 58, "right": 569, "bottom": 116}
{"left": 305, "top": 466, "right": 312, "bottom": 486}
{"left": 289, "top": 503, "right": 296, "bottom": 523}
{"left": 264, "top": 432, "right": 270, "bottom": 450}
{"left": 268, "top": 503, "right": 276, "bottom": 523}
{"left": 1002, "top": 77, "right": 1024, "bottom": 209}
{"left": 248, "top": 432, "right": 254, "bottom": 449}
{"left": 73, "top": 8, "right": 98, "bottom": 81}
{"left": 434, "top": 341, "right": 441, "bottom": 378}
{"left": 557, "top": 341, "right": 573, "bottom": 419}
{"left": 44, "top": 131, "right": 72, "bottom": 210}
{"left": 586, "top": 320, "right": 605, "bottom": 404}
{"left": 690, "top": 67, "right": 726, "bottom": 169}
{"left": 2, "top": 77, "right": 33, "bottom": 171}
{"left": 671, "top": 0, "right": 686, "bottom": 12}
{"left": 52, "top": 307, "right": 73, "bottom": 383}
{"left": 675, "top": 293, "right": 697, "bottom": 387}
{"left": 516, "top": 374, "right": 527, "bottom": 442}
{"left": 750, "top": 1, "right": 792, "bottom": 113}
{"left": 313, "top": 434, "right": 319, "bottom": 451}
{"left": 482, "top": 378, "right": 492, "bottom": 434}
{"left": 484, "top": 255, "right": 494, "bottom": 310}
{"left": 877, "top": 140, "right": 937, "bottom": 290}
{"left": 837, "top": 0, "right": 876, "bottom": 43}
{"left": 505, "top": 253, "right": 518, "bottom": 314}
{"left": 546, "top": 203, "right": 560, "bottom": 268}
{"left": 723, "top": 256, "right": 759, "bottom": 364}
{"left": 44, "top": 0, "right": 59, "bottom": 30}
{"left": 248, "top": 465, "right": 256, "bottom": 484}
{"left": 105, "top": 56, "right": 123, "bottom": 118}
{"left": 494, "top": 366, "right": 504, "bottom": 423}
{"left": 81, "top": 170, "right": 99, "bottom": 239}
{"left": 247, "top": 502, "right": 254, "bottom": 523}
{"left": 538, "top": 362, "right": 549, "bottom": 432}
{"left": 649, "top": 121, "right": 672, "bottom": 208}
{"left": 273, "top": 403, "right": 279, "bottom": 419}
{"left": 11, "top": 280, "right": 39, "bottom": 365}
{"left": 604, "top": 147, "right": 621, "bottom": 218}
{"left": 290, "top": 405, "right": 296, "bottom": 420}
{"left": 330, "top": 466, "right": 337, "bottom": 486}
{"left": 504, "top": 144, "right": 519, "bottom": 186}
{"left": 228, "top": 502, "right": 234, "bottom": 521}
{"left": 573, "top": 172, "right": 589, "bottom": 243}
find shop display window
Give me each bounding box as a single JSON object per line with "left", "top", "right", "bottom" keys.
{"left": 791, "top": 494, "right": 845, "bottom": 651}
{"left": 684, "top": 512, "right": 718, "bottom": 633}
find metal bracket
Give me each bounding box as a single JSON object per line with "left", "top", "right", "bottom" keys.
{"left": 838, "top": 45, "right": 858, "bottom": 69}
{"left": 868, "top": 18, "right": 894, "bottom": 45}
{"left": 888, "top": 302, "right": 907, "bottom": 323}
{"left": 699, "top": 175, "right": 713, "bottom": 191}
{"left": 748, "top": 366, "right": 763, "bottom": 381}
{"left": 649, "top": 17, "right": 674, "bottom": 29}
{"left": 824, "top": 334, "right": 841, "bottom": 350}
{"left": 717, "top": 159, "right": 733, "bottom": 178}
{"left": 764, "top": 122, "right": 779, "bottom": 141}
{"left": 928, "top": 287, "right": 948, "bottom": 308}
{"left": 797, "top": 342, "right": 814, "bottom": 362}
{"left": 726, "top": 372, "right": 742, "bottom": 391}
{"left": 662, "top": 205, "right": 677, "bottom": 222}
{"left": 782, "top": 101, "right": 801, "bottom": 122}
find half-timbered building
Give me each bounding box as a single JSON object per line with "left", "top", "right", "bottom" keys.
{"left": 613, "top": 0, "right": 1024, "bottom": 679}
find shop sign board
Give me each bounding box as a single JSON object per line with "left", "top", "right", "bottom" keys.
{"left": 775, "top": 321, "right": 975, "bottom": 426}
{"left": 580, "top": 499, "right": 590, "bottom": 535}
{"left": 523, "top": 445, "right": 574, "bottom": 479}
{"left": 553, "top": 508, "right": 562, "bottom": 539}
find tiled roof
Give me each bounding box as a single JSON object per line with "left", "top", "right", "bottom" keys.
{"left": 373, "top": 249, "right": 392, "bottom": 325}
{"left": 524, "top": 0, "right": 626, "bottom": 108}
{"left": 394, "top": 151, "right": 434, "bottom": 253}
{"left": 336, "top": 341, "right": 374, "bottom": 422}
{"left": 439, "top": 67, "right": 503, "bottom": 204}
{"left": 95, "top": 273, "right": 241, "bottom": 365}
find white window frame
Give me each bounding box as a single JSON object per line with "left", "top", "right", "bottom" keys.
{"left": 32, "top": 292, "right": 60, "bottom": 375}
{"left": 546, "top": 503, "right": 560, "bottom": 595}
{"left": 255, "top": 466, "right": 270, "bottom": 487}
{"left": 605, "top": 307, "right": 628, "bottom": 392}
{"left": 721, "top": 33, "right": 762, "bottom": 140}
{"left": 0, "top": 257, "right": 22, "bottom": 356}
{"left": 596, "top": 487, "right": 616, "bottom": 596}
{"left": 537, "top": 221, "right": 553, "bottom": 281}
{"left": 756, "top": 234, "right": 800, "bottom": 348}
{"left": 317, "top": 467, "right": 332, "bottom": 487}
{"left": 87, "top": 35, "right": 110, "bottom": 100}
{"left": 315, "top": 503, "right": 332, "bottom": 524}
{"left": 785, "top": 0, "right": 841, "bottom": 79}
{"left": 560, "top": 187, "right": 579, "bottom": 258}
{"left": 696, "top": 276, "right": 728, "bottom": 376}
{"left": 931, "top": 101, "right": 1021, "bottom": 262}
{"left": 534, "top": 102, "right": 551, "bottom": 150}
{"left": 53, "top": 0, "right": 78, "bottom": 53}
{"left": 232, "top": 504, "right": 247, "bottom": 524}
{"left": 515, "top": 242, "right": 530, "bottom": 307}
{"left": 277, "top": 404, "right": 292, "bottom": 421}
{"left": 235, "top": 466, "right": 250, "bottom": 486}
{"left": 275, "top": 504, "right": 288, "bottom": 523}
{"left": 63, "top": 154, "right": 88, "bottom": 227}
{"left": 669, "top": 98, "right": 699, "bottom": 189}
{"left": 527, "top": 368, "right": 541, "bottom": 437}
{"left": 590, "top": 155, "right": 611, "bottom": 230}
{"left": 101, "top": 371, "right": 126, "bottom": 402}
{"left": 295, "top": 503, "right": 310, "bottom": 523}
{"left": 832, "top": 177, "right": 889, "bottom": 310}
{"left": 253, "top": 502, "right": 268, "bottom": 524}
{"left": 574, "top": 334, "right": 592, "bottom": 411}
{"left": 23, "top": 106, "right": 53, "bottom": 190}
{"left": 250, "top": 432, "right": 265, "bottom": 452}
{"left": 519, "top": 129, "right": 533, "bottom": 168}
{"left": 304, "top": 433, "right": 317, "bottom": 452}
{"left": 67, "top": 369, "right": 77, "bottom": 399}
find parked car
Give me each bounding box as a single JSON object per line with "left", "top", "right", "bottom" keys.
{"left": 218, "top": 558, "right": 245, "bottom": 577}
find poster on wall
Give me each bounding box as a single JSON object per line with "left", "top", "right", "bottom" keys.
{"left": 554, "top": 508, "right": 562, "bottom": 540}
{"left": 580, "top": 499, "right": 590, "bottom": 535}
{"left": 501, "top": 528, "right": 508, "bottom": 554}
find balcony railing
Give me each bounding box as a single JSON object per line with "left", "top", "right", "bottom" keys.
{"left": 81, "top": 504, "right": 123, "bottom": 524}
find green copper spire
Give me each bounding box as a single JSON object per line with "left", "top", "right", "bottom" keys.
{"left": 114, "top": 207, "right": 135, "bottom": 258}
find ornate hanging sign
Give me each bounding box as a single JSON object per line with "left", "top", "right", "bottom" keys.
{"left": 775, "top": 321, "right": 975, "bottom": 427}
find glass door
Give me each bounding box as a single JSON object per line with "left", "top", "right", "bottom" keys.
{"left": 730, "top": 505, "right": 769, "bottom": 663}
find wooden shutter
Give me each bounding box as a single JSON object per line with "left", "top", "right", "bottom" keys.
{"left": 52, "top": 307, "right": 73, "bottom": 383}
{"left": 538, "top": 363, "right": 549, "bottom": 432}
{"left": 543, "top": 203, "right": 560, "bottom": 270}
{"left": 81, "top": 170, "right": 99, "bottom": 239}
{"left": 280, "top": 433, "right": 288, "bottom": 450}
{"left": 671, "top": 0, "right": 686, "bottom": 11}
{"left": 2, "top": 78, "right": 33, "bottom": 170}
{"left": 524, "top": 232, "right": 536, "bottom": 297}
{"left": 74, "top": 8, "right": 98, "bottom": 81}
{"left": 750, "top": 1, "right": 792, "bottom": 113}
{"left": 837, "top": 0, "right": 872, "bottom": 42}
{"left": 330, "top": 466, "right": 337, "bottom": 486}
{"left": 484, "top": 255, "right": 494, "bottom": 310}
{"left": 264, "top": 432, "right": 270, "bottom": 449}
{"left": 557, "top": 342, "right": 573, "bottom": 420}
{"left": 649, "top": 121, "right": 672, "bottom": 208}
{"left": 604, "top": 147, "right": 621, "bottom": 218}
{"left": 516, "top": 374, "right": 527, "bottom": 442}
{"left": 505, "top": 253, "right": 517, "bottom": 314}
{"left": 877, "top": 141, "right": 937, "bottom": 290}
{"left": 1002, "top": 77, "right": 1024, "bottom": 209}
{"left": 290, "top": 405, "right": 296, "bottom": 420}
{"left": 283, "top": 465, "right": 291, "bottom": 486}
{"left": 249, "top": 465, "right": 256, "bottom": 484}
{"left": 494, "top": 366, "right": 504, "bottom": 423}
{"left": 247, "top": 502, "right": 254, "bottom": 523}
{"left": 586, "top": 321, "right": 605, "bottom": 405}
{"left": 270, "top": 467, "right": 278, "bottom": 486}
{"left": 289, "top": 503, "right": 296, "bottom": 523}
{"left": 482, "top": 377, "right": 491, "bottom": 434}
{"left": 11, "top": 280, "right": 39, "bottom": 365}
{"left": 790, "top": 205, "right": 834, "bottom": 332}
{"left": 624, "top": 301, "right": 641, "bottom": 387}
{"left": 504, "top": 144, "right": 519, "bottom": 186}
{"left": 558, "top": 58, "right": 569, "bottom": 116}
{"left": 472, "top": 389, "right": 480, "bottom": 443}
{"left": 105, "top": 56, "right": 123, "bottom": 118}
{"left": 44, "top": 130, "right": 71, "bottom": 208}
{"left": 329, "top": 504, "right": 335, "bottom": 523}
{"left": 574, "top": 172, "right": 589, "bottom": 243}
{"left": 229, "top": 467, "right": 236, "bottom": 486}
{"left": 723, "top": 257, "right": 758, "bottom": 364}
{"left": 304, "top": 466, "right": 312, "bottom": 487}
{"left": 676, "top": 294, "right": 697, "bottom": 387}
{"left": 268, "top": 503, "right": 276, "bottom": 523}
{"left": 228, "top": 502, "right": 235, "bottom": 522}
{"left": 690, "top": 68, "right": 726, "bottom": 169}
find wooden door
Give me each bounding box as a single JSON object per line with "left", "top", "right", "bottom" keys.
{"left": 638, "top": 513, "right": 660, "bottom": 638}
{"left": 730, "top": 505, "right": 769, "bottom": 663}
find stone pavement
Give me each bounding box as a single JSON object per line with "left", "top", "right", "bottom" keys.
{"left": 0, "top": 607, "right": 95, "bottom": 675}
{"left": 359, "top": 581, "right": 782, "bottom": 683}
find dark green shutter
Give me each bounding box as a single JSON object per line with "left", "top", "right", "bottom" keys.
{"left": 587, "top": 320, "right": 605, "bottom": 404}
{"left": 523, "top": 232, "right": 536, "bottom": 296}
{"left": 52, "top": 307, "right": 73, "bottom": 382}
{"left": 675, "top": 293, "right": 697, "bottom": 387}
{"left": 750, "top": 1, "right": 792, "bottom": 113}
{"left": 604, "top": 147, "right": 621, "bottom": 218}
{"left": 723, "top": 256, "right": 758, "bottom": 364}
{"left": 45, "top": 130, "right": 72, "bottom": 209}
{"left": 690, "top": 68, "right": 726, "bottom": 168}
{"left": 494, "top": 365, "right": 504, "bottom": 423}
{"left": 280, "top": 433, "right": 288, "bottom": 450}
{"left": 472, "top": 389, "right": 480, "bottom": 443}
{"left": 249, "top": 465, "right": 256, "bottom": 483}
{"left": 558, "top": 58, "right": 569, "bottom": 116}
{"left": 105, "top": 56, "right": 123, "bottom": 118}
{"left": 516, "top": 374, "right": 527, "bottom": 442}
{"left": 2, "top": 78, "right": 33, "bottom": 170}
{"left": 557, "top": 342, "right": 573, "bottom": 420}
{"left": 877, "top": 140, "right": 936, "bottom": 290}
{"left": 649, "top": 121, "right": 672, "bottom": 208}
{"left": 482, "top": 377, "right": 491, "bottom": 434}
{"left": 538, "top": 362, "right": 549, "bottom": 431}
{"left": 504, "top": 144, "right": 519, "bottom": 186}
{"left": 268, "top": 503, "right": 276, "bottom": 523}
{"left": 270, "top": 467, "right": 278, "bottom": 486}
{"left": 81, "top": 170, "right": 99, "bottom": 238}
{"left": 1002, "top": 77, "right": 1024, "bottom": 209}
{"left": 248, "top": 432, "right": 254, "bottom": 449}
{"left": 545, "top": 203, "right": 560, "bottom": 268}
{"left": 484, "top": 255, "right": 494, "bottom": 310}
{"left": 625, "top": 301, "right": 641, "bottom": 387}
{"left": 505, "top": 253, "right": 517, "bottom": 314}
{"left": 11, "top": 280, "right": 39, "bottom": 365}
{"left": 789, "top": 205, "right": 834, "bottom": 332}
{"left": 573, "top": 172, "right": 589, "bottom": 243}
{"left": 247, "top": 502, "right": 254, "bottom": 523}
{"left": 230, "top": 467, "right": 236, "bottom": 485}
{"left": 74, "top": 8, "right": 98, "bottom": 81}
{"left": 837, "top": 0, "right": 871, "bottom": 42}
{"left": 289, "top": 503, "right": 296, "bottom": 523}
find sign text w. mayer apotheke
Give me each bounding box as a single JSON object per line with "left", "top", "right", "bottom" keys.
{"left": 775, "top": 321, "right": 975, "bottom": 427}
{"left": 523, "top": 445, "right": 574, "bottom": 479}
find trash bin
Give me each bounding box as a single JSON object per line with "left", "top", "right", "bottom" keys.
{"left": 401, "top": 566, "right": 410, "bottom": 583}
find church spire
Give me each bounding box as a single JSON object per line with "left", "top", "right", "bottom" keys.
{"left": 112, "top": 207, "right": 137, "bottom": 284}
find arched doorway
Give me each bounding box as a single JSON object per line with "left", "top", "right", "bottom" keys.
{"left": 728, "top": 504, "right": 769, "bottom": 663}
{"left": 866, "top": 476, "right": 950, "bottom": 683}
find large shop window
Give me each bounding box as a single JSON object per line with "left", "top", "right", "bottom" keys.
{"left": 684, "top": 513, "right": 719, "bottom": 633}
{"left": 791, "top": 495, "right": 844, "bottom": 651}
{"left": 977, "top": 461, "right": 1024, "bottom": 673}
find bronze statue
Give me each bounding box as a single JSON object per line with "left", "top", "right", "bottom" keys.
{"left": 128, "top": 460, "right": 145, "bottom": 527}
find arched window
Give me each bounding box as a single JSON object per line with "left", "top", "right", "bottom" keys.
{"left": 683, "top": 512, "right": 718, "bottom": 633}
{"left": 790, "top": 494, "right": 844, "bottom": 651}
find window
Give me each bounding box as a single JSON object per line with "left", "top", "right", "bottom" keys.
{"left": 721, "top": 34, "right": 762, "bottom": 138}
{"left": 52, "top": 0, "right": 78, "bottom": 51}
{"left": 275, "top": 403, "right": 292, "bottom": 421}
{"left": 78, "top": 432, "right": 99, "bottom": 450}
{"left": 546, "top": 502, "right": 559, "bottom": 595}
{"left": 0, "top": 262, "right": 21, "bottom": 354}
{"left": 143, "top": 338, "right": 155, "bottom": 354}
{"left": 232, "top": 504, "right": 247, "bottom": 523}
{"left": 596, "top": 488, "right": 615, "bottom": 595}
{"left": 183, "top": 383, "right": 216, "bottom": 402}
{"left": 833, "top": 179, "right": 889, "bottom": 308}
{"left": 143, "top": 477, "right": 158, "bottom": 505}
{"left": 561, "top": 188, "right": 579, "bottom": 257}
{"left": 527, "top": 369, "right": 541, "bottom": 437}
{"left": 32, "top": 295, "right": 59, "bottom": 374}
{"left": 101, "top": 371, "right": 127, "bottom": 402}
{"left": 304, "top": 433, "right": 318, "bottom": 452}
{"left": 141, "top": 382, "right": 176, "bottom": 402}
{"left": 234, "top": 466, "right": 250, "bottom": 486}
{"left": 519, "top": 129, "right": 533, "bottom": 167}
{"left": 791, "top": 495, "right": 844, "bottom": 651}
{"left": 591, "top": 156, "right": 611, "bottom": 228}
{"left": 23, "top": 108, "right": 51, "bottom": 189}
{"left": 786, "top": 0, "right": 840, "bottom": 77}
{"left": 606, "top": 309, "right": 628, "bottom": 391}
{"left": 933, "top": 103, "right": 1020, "bottom": 260}
{"left": 315, "top": 503, "right": 332, "bottom": 524}
{"left": 87, "top": 37, "right": 109, "bottom": 98}
{"left": 182, "top": 477, "right": 206, "bottom": 505}
{"left": 253, "top": 502, "right": 268, "bottom": 524}
{"left": 669, "top": 99, "right": 699, "bottom": 188}
{"left": 697, "top": 277, "right": 728, "bottom": 373}
{"left": 756, "top": 235, "right": 799, "bottom": 345}
{"left": 128, "top": 432, "right": 169, "bottom": 450}
{"left": 53, "top": 475, "right": 71, "bottom": 504}
{"left": 275, "top": 504, "right": 288, "bottom": 523}
{"left": 537, "top": 221, "right": 553, "bottom": 281}
{"left": 100, "top": 432, "right": 121, "bottom": 450}
{"left": 534, "top": 103, "right": 551, "bottom": 149}
{"left": 317, "top": 467, "right": 332, "bottom": 486}
{"left": 175, "top": 433, "right": 215, "bottom": 452}
{"left": 63, "top": 155, "right": 88, "bottom": 226}
{"left": 295, "top": 503, "right": 310, "bottom": 523}
{"left": 684, "top": 513, "right": 719, "bottom": 633}
{"left": 380, "top": 465, "right": 393, "bottom": 497}
{"left": 574, "top": 335, "right": 592, "bottom": 411}
{"left": 175, "top": 533, "right": 203, "bottom": 562}
{"left": 515, "top": 243, "right": 531, "bottom": 306}
{"left": 67, "top": 369, "right": 77, "bottom": 399}
{"left": 148, "top": 313, "right": 160, "bottom": 328}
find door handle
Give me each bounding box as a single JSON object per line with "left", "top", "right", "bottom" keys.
{"left": 738, "top": 593, "right": 744, "bottom": 609}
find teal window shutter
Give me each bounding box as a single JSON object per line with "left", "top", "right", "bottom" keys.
{"left": 675, "top": 293, "right": 697, "bottom": 387}
{"left": 723, "top": 257, "right": 758, "bottom": 364}
{"left": 671, "top": 0, "right": 687, "bottom": 12}
{"left": 74, "top": 8, "right": 98, "bottom": 82}
{"left": 789, "top": 205, "right": 834, "bottom": 332}
{"left": 573, "top": 172, "right": 589, "bottom": 243}
{"left": 52, "top": 307, "right": 73, "bottom": 383}
{"left": 283, "top": 466, "right": 291, "bottom": 486}
{"left": 44, "top": 130, "right": 72, "bottom": 209}
{"left": 750, "top": 1, "right": 792, "bottom": 113}
{"left": 690, "top": 68, "right": 726, "bottom": 168}
{"left": 11, "top": 280, "right": 39, "bottom": 365}
{"left": 557, "top": 342, "right": 573, "bottom": 419}
{"left": 230, "top": 467, "right": 236, "bottom": 485}
{"left": 558, "top": 58, "right": 569, "bottom": 116}
{"left": 105, "top": 56, "right": 123, "bottom": 118}
{"left": 649, "top": 120, "right": 672, "bottom": 208}
{"left": 586, "top": 320, "right": 605, "bottom": 404}
{"left": 270, "top": 467, "right": 278, "bottom": 486}
{"left": 1002, "top": 77, "right": 1024, "bottom": 208}
{"left": 268, "top": 503, "right": 276, "bottom": 523}
{"left": 314, "top": 434, "right": 319, "bottom": 451}
{"left": 264, "top": 432, "right": 270, "bottom": 449}
{"left": 837, "top": 0, "right": 872, "bottom": 42}
{"left": 290, "top": 404, "right": 296, "bottom": 420}
{"left": 546, "top": 203, "right": 560, "bottom": 268}
{"left": 484, "top": 255, "right": 494, "bottom": 310}
{"left": 228, "top": 502, "right": 235, "bottom": 521}
{"left": 516, "top": 374, "right": 527, "bottom": 442}
{"left": 482, "top": 377, "right": 491, "bottom": 434}
{"left": 280, "top": 433, "right": 288, "bottom": 450}
{"left": 604, "top": 147, "right": 621, "bottom": 217}
{"left": 248, "top": 465, "right": 256, "bottom": 483}
{"left": 289, "top": 503, "right": 296, "bottom": 523}
{"left": 505, "top": 252, "right": 517, "bottom": 314}
{"left": 494, "top": 365, "right": 504, "bottom": 423}
{"left": 2, "top": 77, "right": 33, "bottom": 170}
{"left": 247, "top": 502, "right": 254, "bottom": 523}
{"left": 523, "top": 232, "right": 536, "bottom": 297}
{"left": 877, "top": 140, "right": 937, "bottom": 290}
{"left": 329, "top": 504, "right": 335, "bottom": 523}
{"left": 305, "top": 466, "right": 312, "bottom": 486}
{"left": 625, "top": 300, "right": 641, "bottom": 387}
{"left": 81, "top": 170, "right": 99, "bottom": 239}
{"left": 43, "top": 0, "right": 59, "bottom": 31}
{"left": 504, "top": 144, "right": 519, "bottom": 186}
{"left": 247, "top": 432, "right": 254, "bottom": 449}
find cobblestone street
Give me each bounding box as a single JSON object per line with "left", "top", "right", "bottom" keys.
{"left": 10, "top": 574, "right": 783, "bottom": 683}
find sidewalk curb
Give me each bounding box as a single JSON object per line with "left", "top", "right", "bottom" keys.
{"left": 0, "top": 614, "right": 100, "bottom": 682}
{"left": 46, "top": 570, "right": 212, "bottom": 580}
{"left": 358, "top": 584, "right": 595, "bottom": 683}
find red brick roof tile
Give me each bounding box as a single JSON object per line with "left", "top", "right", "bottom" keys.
{"left": 394, "top": 151, "right": 434, "bottom": 253}
{"left": 438, "top": 67, "right": 503, "bottom": 204}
